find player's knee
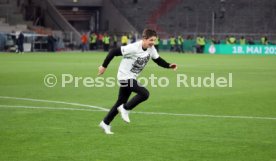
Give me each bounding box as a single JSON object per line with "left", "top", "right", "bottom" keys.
{"left": 141, "top": 90, "right": 150, "bottom": 100}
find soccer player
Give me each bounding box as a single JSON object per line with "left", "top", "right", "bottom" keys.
{"left": 98, "top": 29, "right": 177, "bottom": 134}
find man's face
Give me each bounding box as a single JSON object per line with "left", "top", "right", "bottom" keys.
{"left": 143, "top": 36, "right": 156, "bottom": 48}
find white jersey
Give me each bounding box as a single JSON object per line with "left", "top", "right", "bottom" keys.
{"left": 118, "top": 40, "right": 159, "bottom": 80}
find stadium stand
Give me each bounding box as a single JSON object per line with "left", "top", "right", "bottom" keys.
{"left": 112, "top": 0, "right": 276, "bottom": 39}
{"left": 0, "top": 0, "right": 275, "bottom": 51}
{"left": 111, "top": 0, "right": 162, "bottom": 33}
{"left": 50, "top": 0, "right": 103, "bottom": 7}
{"left": 0, "top": 0, "right": 28, "bottom": 33}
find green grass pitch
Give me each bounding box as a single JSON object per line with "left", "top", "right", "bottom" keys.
{"left": 0, "top": 52, "right": 276, "bottom": 161}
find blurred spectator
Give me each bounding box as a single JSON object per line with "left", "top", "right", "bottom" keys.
{"left": 103, "top": 33, "right": 110, "bottom": 51}
{"left": 228, "top": 36, "right": 236, "bottom": 44}
{"left": 81, "top": 33, "right": 88, "bottom": 52}
{"left": 113, "top": 34, "right": 118, "bottom": 48}
{"left": 247, "top": 37, "right": 255, "bottom": 45}
{"left": 169, "top": 36, "right": 176, "bottom": 51}
{"left": 121, "top": 33, "right": 128, "bottom": 46}
{"left": 47, "top": 34, "right": 56, "bottom": 52}
{"left": 260, "top": 36, "right": 268, "bottom": 45}
{"left": 17, "top": 32, "right": 24, "bottom": 53}
{"left": 97, "top": 33, "right": 103, "bottom": 49}
{"left": 130, "top": 33, "right": 136, "bottom": 43}
{"left": 211, "top": 36, "right": 220, "bottom": 44}
{"left": 196, "top": 35, "right": 205, "bottom": 53}
{"left": 239, "top": 36, "right": 246, "bottom": 45}
{"left": 90, "top": 32, "right": 97, "bottom": 50}
{"left": 176, "top": 35, "right": 184, "bottom": 53}
{"left": 225, "top": 35, "right": 230, "bottom": 44}
{"left": 154, "top": 36, "right": 160, "bottom": 52}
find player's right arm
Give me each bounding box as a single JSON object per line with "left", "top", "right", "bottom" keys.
{"left": 98, "top": 47, "right": 122, "bottom": 75}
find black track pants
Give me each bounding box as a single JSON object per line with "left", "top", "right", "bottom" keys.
{"left": 103, "top": 79, "right": 149, "bottom": 125}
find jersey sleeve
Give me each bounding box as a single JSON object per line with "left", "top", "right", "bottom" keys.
{"left": 150, "top": 46, "right": 160, "bottom": 59}
{"left": 121, "top": 44, "right": 136, "bottom": 56}
{"left": 102, "top": 47, "right": 122, "bottom": 68}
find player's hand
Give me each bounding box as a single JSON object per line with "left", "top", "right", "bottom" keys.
{"left": 170, "top": 63, "right": 178, "bottom": 71}
{"left": 98, "top": 66, "right": 106, "bottom": 75}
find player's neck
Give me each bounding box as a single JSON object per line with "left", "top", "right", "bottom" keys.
{"left": 142, "top": 41, "right": 148, "bottom": 50}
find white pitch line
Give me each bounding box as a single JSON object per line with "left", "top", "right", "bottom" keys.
{"left": 133, "top": 111, "right": 276, "bottom": 121}
{"left": 0, "top": 96, "right": 108, "bottom": 111}
{"left": 0, "top": 96, "right": 276, "bottom": 121}
{"left": 0, "top": 105, "right": 104, "bottom": 112}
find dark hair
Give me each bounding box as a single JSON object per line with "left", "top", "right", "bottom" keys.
{"left": 142, "top": 29, "right": 157, "bottom": 39}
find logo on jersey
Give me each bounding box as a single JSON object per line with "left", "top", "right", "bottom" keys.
{"left": 130, "top": 55, "right": 150, "bottom": 74}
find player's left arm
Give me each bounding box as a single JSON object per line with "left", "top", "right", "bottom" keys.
{"left": 98, "top": 47, "right": 122, "bottom": 75}
{"left": 152, "top": 57, "right": 178, "bottom": 71}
